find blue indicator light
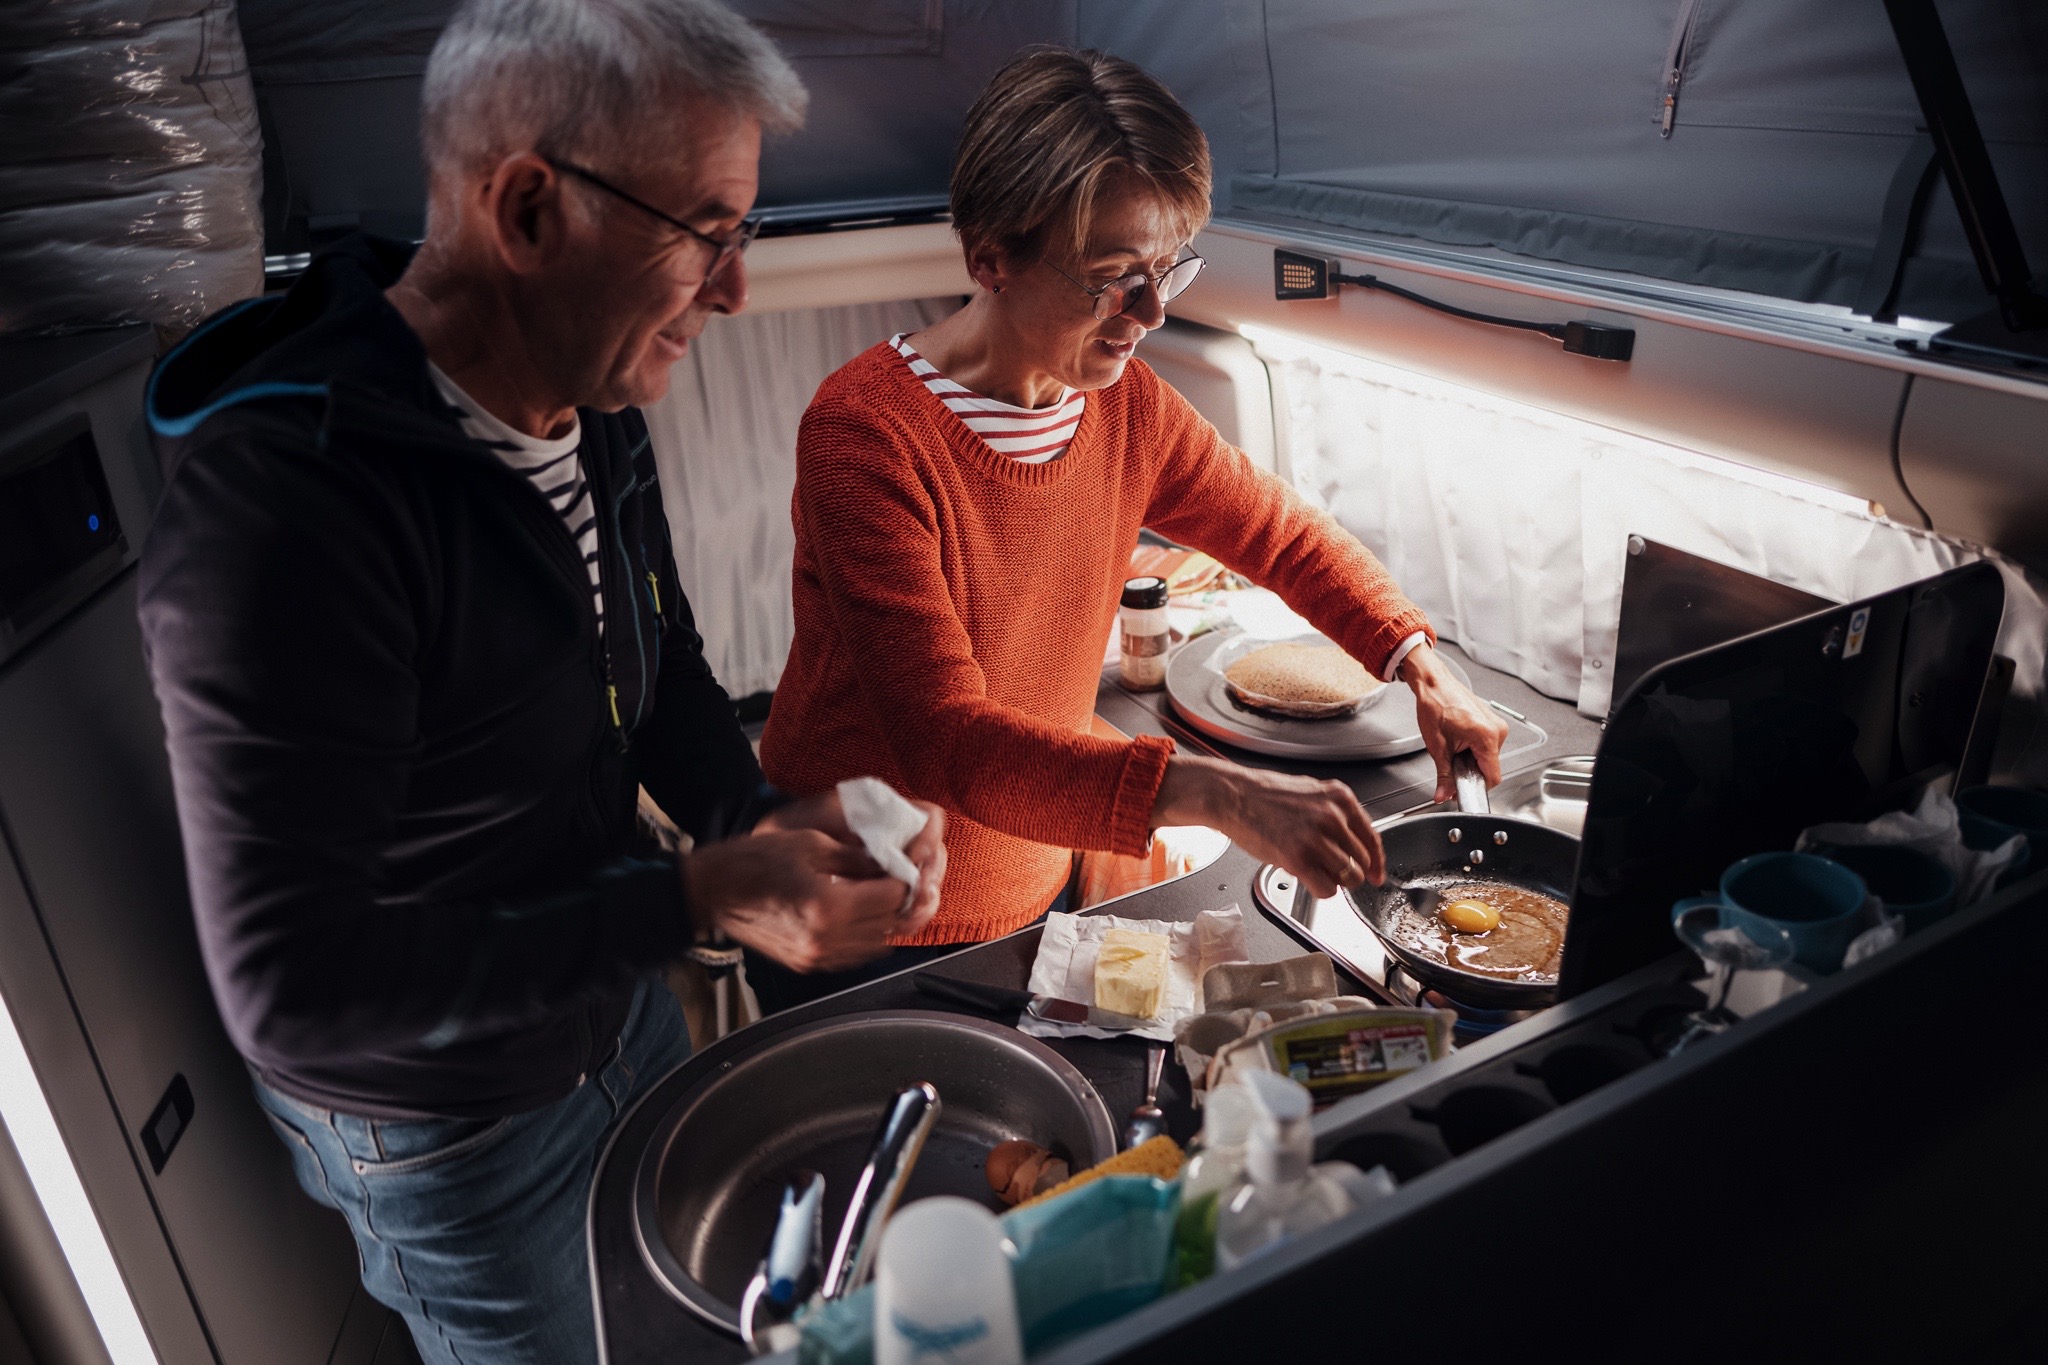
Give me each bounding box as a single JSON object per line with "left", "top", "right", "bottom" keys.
{"left": 87, "top": 514, "right": 100, "bottom": 532}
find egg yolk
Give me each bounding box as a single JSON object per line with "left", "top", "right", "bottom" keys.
{"left": 1440, "top": 897, "right": 1501, "bottom": 934}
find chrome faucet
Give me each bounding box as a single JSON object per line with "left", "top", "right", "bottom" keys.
{"left": 820, "top": 1082, "right": 941, "bottom": 1301}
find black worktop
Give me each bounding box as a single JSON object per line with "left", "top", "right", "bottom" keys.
{"left": 590, "top": 644, "right": 1599, "bottom": 1364}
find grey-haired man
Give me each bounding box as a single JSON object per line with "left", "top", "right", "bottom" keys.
{"left": 138, "top": 1, "right": 943, "bottom": 1359}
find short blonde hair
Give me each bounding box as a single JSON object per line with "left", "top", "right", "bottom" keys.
{"left": 951, "top": 48, "right": 1211, "bottom": 264}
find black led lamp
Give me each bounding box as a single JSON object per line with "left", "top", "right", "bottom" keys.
{"left": 1273, "top": 249, "right": 1636, "bottom": 362}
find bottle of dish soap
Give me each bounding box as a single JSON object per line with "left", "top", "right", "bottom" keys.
{"left": 1169, "top": 1083, "right": 1255, "bottom": 1288}
{"left": 1214, "top": 1071, "right": 1393, "bottom": 1272}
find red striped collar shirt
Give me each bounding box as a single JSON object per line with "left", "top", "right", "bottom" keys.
{"left": 890, "top": 333, "right": 1085, "bottom": 464}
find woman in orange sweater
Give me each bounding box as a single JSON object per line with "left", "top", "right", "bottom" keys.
{"left": 755, "top": 47, "right": 1507, "bottom": 1010}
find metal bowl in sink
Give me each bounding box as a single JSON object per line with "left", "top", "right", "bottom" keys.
{"left": 632, "top": 1010, "right": 1116, "bottom": 1334}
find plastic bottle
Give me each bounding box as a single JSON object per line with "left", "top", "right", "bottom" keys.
{"left": 1169, "top": 1082, "right": 1255, "bottom": 1288}
{"left": 1214, "top": 1071, "right": 1394, "bottom": 1272}
{"left": 874, "top": 1197, "right": 1023, "bottom": 1365}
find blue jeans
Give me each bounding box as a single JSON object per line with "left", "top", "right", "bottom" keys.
{"left": 253, "top": 981, "right": 691, "bottom": 1365}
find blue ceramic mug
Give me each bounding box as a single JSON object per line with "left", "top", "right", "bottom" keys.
{"left": 1956, "top": 785, "right": 2048, "bottom": 880}
{"left": 1811, "top": 843, "right": 1956, "bottom": 936}
{"left": 1672, "top": 852, "right": 1868, "bottom": 974}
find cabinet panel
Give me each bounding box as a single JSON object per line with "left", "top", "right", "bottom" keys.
{"left": 1898, "top": 377, "right": 2048, "bottom": 574}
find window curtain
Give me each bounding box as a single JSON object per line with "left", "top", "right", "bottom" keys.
{"left": 1247, "top": 326, "right": 2045, "bottom": 784}
{"left": 639, "top": 296, "right": 957, "bottom": 699}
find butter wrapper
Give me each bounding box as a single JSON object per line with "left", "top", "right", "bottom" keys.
{"left": 1018, "top": 905, "right": 1250, "bottom": 1044}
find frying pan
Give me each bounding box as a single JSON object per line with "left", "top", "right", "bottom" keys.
{"left": 1344, "top": 755, "right": 1581, "bottom": 1010}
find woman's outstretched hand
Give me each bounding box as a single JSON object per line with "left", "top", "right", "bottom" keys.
{"left": 1398, "top": 643, "right": 1511, "bottom": 805}
{"left": 1151, "top": 753, "right": 1382, "bottom": 899}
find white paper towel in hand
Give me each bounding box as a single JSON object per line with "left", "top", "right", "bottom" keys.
{"left": 837, "top": 777, "right": 928, "bottom": 889}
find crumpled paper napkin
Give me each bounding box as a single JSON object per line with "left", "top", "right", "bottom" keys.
{"left": 1018, "top": 905, "right": 1251, "bottom": 1044}
{"left": 836, "top": 777, "right": 928, "bottom": 894}
{"left": 1798, "top": 787, "right": 2025, "bottom": 909}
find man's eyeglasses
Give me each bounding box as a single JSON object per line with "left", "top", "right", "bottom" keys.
{"left": 548, "top": 158, "right": 760, "bottom": 284}
{"left": 1042, "top": 253, "right": 1206, "bottom": 320}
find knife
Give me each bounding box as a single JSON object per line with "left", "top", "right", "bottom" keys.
{"left": 911, "top": 972, "right": 1153, "bottom": 1030}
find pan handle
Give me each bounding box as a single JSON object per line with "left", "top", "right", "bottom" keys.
{"left": 1453, "top": 750, "right": 1492, "bottom": 816}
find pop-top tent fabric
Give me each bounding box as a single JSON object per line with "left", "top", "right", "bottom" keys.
{"left": 1185, "top": 0, "right": 2048, "bottom": 323}
{"left": 232, "top": 0, "right": 2046, "bottom": 324}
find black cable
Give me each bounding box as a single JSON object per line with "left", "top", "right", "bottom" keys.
{"left": 1337, "top": 271, "right": 1567, "bottom": 339}
{"left": 1887, "top": 372, "right": 1935, "bottom": 529}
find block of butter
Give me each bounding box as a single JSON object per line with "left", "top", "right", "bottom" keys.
{"left": 1094, "top": 927, "right": 1170, "bottom": 1020}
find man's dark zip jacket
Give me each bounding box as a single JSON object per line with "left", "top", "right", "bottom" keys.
{"left": 139, "top": 236, "right": 774, "bottom": 1118}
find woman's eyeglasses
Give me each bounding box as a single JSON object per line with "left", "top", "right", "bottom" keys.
{"left": 548, "top": 158, "right": 760, "bottom": 284}
{"left": 1043, "top": 254, "right": 1207, "bottom": 320}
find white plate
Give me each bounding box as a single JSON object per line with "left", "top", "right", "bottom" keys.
{"left": 1165, "top": 630, "right": 1470, "bottom": 761}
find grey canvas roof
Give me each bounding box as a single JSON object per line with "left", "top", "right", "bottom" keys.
{"left": 240, "top": 0, "right": 2047, "bottom": 323}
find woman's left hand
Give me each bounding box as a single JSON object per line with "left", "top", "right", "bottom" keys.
{"left": 755, "top": 789, "right": 947, "bottom": 931}
{"left": 1399, "top": 643, "right": 1512, "bottom": 805}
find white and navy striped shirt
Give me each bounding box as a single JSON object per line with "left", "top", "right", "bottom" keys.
{"left": 429, "top": 364, "right": 605, "bottom": 636}
{"left": 891, "top": 333, "right": 1085, "bottom": 464}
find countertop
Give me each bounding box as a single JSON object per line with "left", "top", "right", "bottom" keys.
{"left": 590, "top": 643, "right": 1598, "bottom": 1364}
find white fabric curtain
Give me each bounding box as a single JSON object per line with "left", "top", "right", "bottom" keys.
{"left": 640, "top": 296, "right": 959, "bottom": 698}
{"left": 1245, "top": 327, "right": 2045, "bottom": 770}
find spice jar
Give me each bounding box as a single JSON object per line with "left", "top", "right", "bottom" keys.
{"left": 1119, "top": 575, "right": 1171, "bottom": 690}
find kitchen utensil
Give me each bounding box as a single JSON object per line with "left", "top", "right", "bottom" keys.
{"left": 1670, "top": 851, "right": 1868, "bottom": 974}
{"left": 822, "top": 1082, "right": 941, "bottom": 1301}
{"left": 909, "top": 972, "right": 1151, "bottom": 1031}
{"left": 634, "top": 1011, "right": 1116, "bottom": 1335}
{"left": 1664, "top": 903, "right": 1795, "bottom": 1053}
{"left": 1163, "top": 629, "right": 1473, "bottom": 761}
{"left": 1123, "top": 1045, "right": 1167, "bottom": 1150}
{"left": 1811, "top": 842, "right": 1958, "bottom": 934}
{"left": 738, "top": 1169, "right": 823, "bottom": 1355}
{"left": 1399, "top": 883, "right": 1440, "bottom": 921}
{"left": 1031, "top": 996, "right": 1151, "bottom": 1032}
{"left": 1344, "top": 754, "right": 1582, "bottom": 1010}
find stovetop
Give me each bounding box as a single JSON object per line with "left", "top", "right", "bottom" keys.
{"left": 1245, "top": 751, "right": 1596, "bottom": 1043}
{"left": 1248, "top": 862, "right": 1541, "bottom": 1044}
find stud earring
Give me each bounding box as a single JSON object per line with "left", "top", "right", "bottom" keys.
{"left": 990, "top": 285, "right": 1003, "bottom": 294}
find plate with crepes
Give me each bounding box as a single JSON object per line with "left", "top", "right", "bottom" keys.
{"left": 1164, "top": 629, "right": 1470, "bottom": 760}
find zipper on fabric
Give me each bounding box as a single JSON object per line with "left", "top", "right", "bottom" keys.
{"left": 603, "top": 648, "right": 627, "bottom": 751}
{"left": 1658, "top": 0, "right": 1707, "bottom": 139}
{"left": 645, "top": 570, "right": 661, "bottom": 616}
{"left": 608, "top": 471, "right": 652, "bottom": 735}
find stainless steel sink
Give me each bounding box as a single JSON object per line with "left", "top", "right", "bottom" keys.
{"left": 1487, "top": 755, "right": 1594, "bottom": 836}
{"left": 631, "top": 1010, "right": 1116, "bottom": 1335}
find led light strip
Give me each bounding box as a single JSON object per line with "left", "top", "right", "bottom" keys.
{"left": 1236, "top": 322, "right": 1878, "bottom": 516}
{"left": 0, "top": 991, "right": 158, "bottom": 1364}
